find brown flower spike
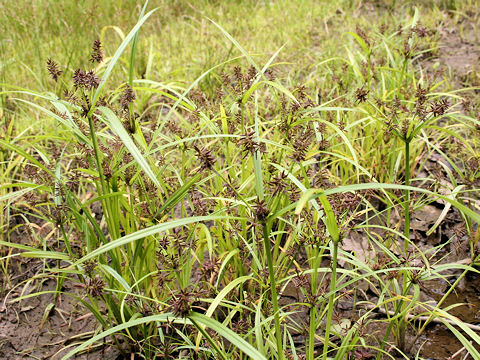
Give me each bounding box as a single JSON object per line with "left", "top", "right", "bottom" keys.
{"left": 90, "top": 39, "right": 103, "bottom": 63}
{"left": 46, "top": 59, "right": 63, "bottom": 81}
{"left": 194, "top": 145, "right": 216, "bottom": 171}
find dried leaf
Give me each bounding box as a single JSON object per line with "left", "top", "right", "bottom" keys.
{"left": 341, "top": 232, "right": 375, "bottom": 264}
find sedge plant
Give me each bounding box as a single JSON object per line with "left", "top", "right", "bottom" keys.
{"left": 2, "top": 3, "right": 480, "bottom": 360}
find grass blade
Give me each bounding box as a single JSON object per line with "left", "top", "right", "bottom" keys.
{"left": 99, "top": 106, "right": 160, "bottom": 187}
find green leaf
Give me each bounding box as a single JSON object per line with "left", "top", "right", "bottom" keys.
{"left": 156, "top": 173, "right": 201, "bottom": 215}
{"left": 290, "top": 183, "right": 480, "bottom": 226}
{"left": 442, "top": 320, "right": 480, "bottom": 359}
{"left": 61, "top": 313, "right": 183, "bottom": 359}
{"left": 253, "top": 96, "right": 264, "bottom": 200}
{"left": 189, "top": 312, "right": 267, "bottom": 360}
{"left": 346, "top": 31, "right": 370, "bottom": 54}
{"left": 195, "top": 276, "right": 253, "bottom": 348}
{"left": 21, "top": 251, "right": 71, "bottom": 261}
{"left": 99, "top": 106, "right": 160, "bottom": 187}
{"left": 0, "top": 185, "right": 41, "bottom": 203}
{"left": 99, "top": 264, "right": 131, "bottom": 291}
{"left": 215, "top": 249, "right": 240, "bottom": 288}
{"left": 295, "top": 188, "right": 316, "bottom": 215}
{"left": 89, "top": 7, "right": 159, "bottom": 113}
{"left": 40, "top": 303, "right": 55, "bottom": 330}
{"left": 74, "top": 215, "right": 235, "bottom": 265}
{"left": 0, "top": 240, "right": 43, "bottom": 252}
{"left": 0, "top": 139, "right": 52, "bottom": 174}
{"left": 208, "top": 18, "right": 261, "bottom": 73}
{"left": 14, "top": 98, "right": 90, "bottom": 143}
{"left": 129, "top": 0, "right": 149, "bottom": 86}
{"left": 318, "top": 194, "right": 339, "bottom": 243}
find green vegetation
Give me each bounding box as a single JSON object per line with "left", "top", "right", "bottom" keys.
{"left": 1, "top": 0, "right": 480, "bottom": 359}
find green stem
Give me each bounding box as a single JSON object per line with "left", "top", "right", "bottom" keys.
{"left": 404, "top": 139, "right": 411, "bottom": 250}
{"left": 190, "top": 316, "right": 228, "bottom": 360}
{"left": 399, "top": 56, "right": 408, "bottom": 87}
{"left": 398, "top": 139, "right": 412, "bottom": 351}
{"left": 263, "top": 223, "right": 284, "bottom": 360}
{"left": 381, "top": 139, "right": 412, "bottom": 355}
{"left": 240, "top": 103, "right": 245, "bottom": 134}
{"left": 87, "top": 113, "right": 120, "bottom": 241}
{"left": 387, "top": 138, "right": 411, "bottom": 352}
{"left": 308, "top": 305, "right": 316, "bottom": 360}
{"left": 213, "top": 169, "right": 253, "bottom": 212}
{"left": 59, "top": 225, "right": 74, "bottom": 259}
{"left": 307, "top": 244, "right": 320, "bottom": 360}
{"left": 323, "top": 239, "right": 338, "bottom": 360}
{"left": 87, "top": 115, "right": 107, "bottom": 205}
{"left": 376, "top": 286, "right": 410, "bottom": 360}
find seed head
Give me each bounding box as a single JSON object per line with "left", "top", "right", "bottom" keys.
{"left": 415, "top": 102, "right": 428, "bottom": 121}
{"left": 73, "top": 69, "right": 87, "bottom": 88}
{"left": 101, "top": 159, "right": 113, "bottom": 179}
{"left": 50, "top": 204, "right": 69, "bottom": 225}
{"left": 461, "top": 98, "right": 471, "bottom": 112}
{"left": 221, "top": 72, "right": 231, "bottom": 86}
{"left": 290, "top": 101, "right": 301, "bottom": 114}
{"left": 189, "top": 89, "right": 207, "bottom": 108}
{"left": 200, "top": 257, "right": 220, "bottom": 281}
{"left": 233, "top": 66, "right": 243, "bottom": 83}
{"left": 232, "top": 318, "right": 251, "bottom": 335}
{"left": 318, "top": 138, "right": 329, "bottom": 151}
{"left": 267, "top": 171, "right": 289, "bottom": 196}
{"left": 397, "top": 24, "right": 403, "bottom": 36}
{"left": 402, "top": 40, "right": 413, "bottom": 58}
{"left": 119, "top": 85, "right": 135, "bottom": 110}
{"left": 430, "top": 98, "right": 449, "bottom": 117}
{"left": 46, "top": 59, "right": 63, "bottom": 81}
{"left": 246, "top": 65, "right": 257, "bottom": 83}
{"left": 194, "top": 145, "right": 216, "bottom": 171}
{"left": 190, "top": 191, "right": 215, "bottom": 216}
{"left": 85, "top": 70, "right": 100, "bottom": 89}
{"left": 412, "top": 24, "right": 429, "bottom": 38}
{"left": 83, "top": 259, "right": 98, "bottom": 277}
{"left": 291, "top": 128, "right": 314, "bottom": 162}
{"left": 253, "top": 198, "right": 269, "bottom": 223}
{"left": 265, "top": 68, "right": 275, "bottom": 81}
{"left": 63, "top": 89, "right": 79, "bottom": 104}
{"left": 237, "top": 131, "right": 261, "bottom": 157}
{"left": 415, "top": 84, "right": 428, "bottom": 105}
{"left": 86, "top": 276, "right": 105, "bottom": 297}
{"left": 355, "top": 86, "right": 369, "bottom": 103}
{"left": 170, "top": 288, "right": 194, "bottom": 317}
{"left": 90, "top": 39, "right": 103, "bottom": 63}
{"left": 379, "top": 24, "right": 387, "bottom": 35}
{"left": 355, "top": 26, "right": 370, "bottom": 47}
{"left": 73, "top": 69, "right": 100, "bottom": 90}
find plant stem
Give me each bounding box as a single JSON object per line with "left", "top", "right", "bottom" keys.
{"left": 263, "top": 223, "right": 284, "bottom": 360}
{"left": 308, "top": 305, "right": 316, "bottom": 360}
{"left": 376, "top": 139, "right": 413, "bottom": 357}
{"left": 307, "top": 244, "right": 319, "bottom": 360}
{"left": 191, "top": 316, "right": 228, "bottom": 360}
{"left": 87, "top": 114, "right": 110, "bottom": 222}
{"left": 323, "top": 239, "right": 338, "bottom": 360}
{"left": 399, "top": 139, "right": 411, "bottom": 351}
{"left": 404, "top": 139, "right": 411, "bottom": 250}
